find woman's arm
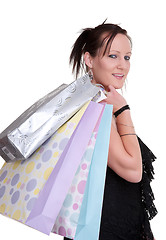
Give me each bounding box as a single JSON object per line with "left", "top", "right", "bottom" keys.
{"left": 108, "top": 111, "right": 142, "bottom": 183}
{"left": 102, "top": 85, "right": 142, "bottom": 183}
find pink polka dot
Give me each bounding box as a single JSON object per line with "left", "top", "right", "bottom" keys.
{"left": 81, "top": 163, "right": 87, "bottom": 170}
{"left": 77, "top": 180, "right": 86, "bottom": 194}
{"left": 71, "top": 185, "right": 76, "bottom": 193}
{"left": 58, "top": 226, "right": 66, "bottom": 236}
{"left": 39, "top": 147, "right": 44, "bottom": 153}
{"left": 73, "top": 203, "right": 78, "bottom": 210}
{"left": 88, "top": 139, "right": 92, "bottom": 146}
{"left": 7, "top": 179, "right": 11, "bottom": 184}
{"left": 67, "top": 228, "right": 72, "bottom": 235}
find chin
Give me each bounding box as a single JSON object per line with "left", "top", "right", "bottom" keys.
{"left": 115, "top": 86, "right": 123, "bottom": 90}
{"left": 114, "top": 83, "right": 124, "bottom": 90}
{"left": 104, "top": 81, "right": 124, "bottom": 91}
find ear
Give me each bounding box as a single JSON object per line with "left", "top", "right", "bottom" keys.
{"left": 84, "top": 52, "right": 93, "bottom": 69}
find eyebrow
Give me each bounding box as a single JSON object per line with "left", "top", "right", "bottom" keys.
{"left": 109, "top": 50, "right": 132, "bottom": 54}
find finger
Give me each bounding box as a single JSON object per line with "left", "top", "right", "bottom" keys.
{"left": 99, "top": 101, "right": 108, "bottom": 106}
{"left": 108, "top": 85, "right": 116, "bottom": 93}
{"left": 99, "top": 99, "right": 108, "bottom": 104}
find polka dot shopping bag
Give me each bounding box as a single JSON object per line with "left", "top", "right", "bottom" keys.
{"left": 0, "top": 101, "right": 105, "bottom": 237}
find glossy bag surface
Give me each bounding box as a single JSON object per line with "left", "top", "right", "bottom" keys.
{"left": 0, "top": 74, "right": 101, "bottom": 162}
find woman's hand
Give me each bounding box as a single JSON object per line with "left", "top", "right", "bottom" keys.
{"left": 101, "top": 85, "right": 127, "bottom": 113}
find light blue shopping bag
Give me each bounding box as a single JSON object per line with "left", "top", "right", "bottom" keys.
{"left": 75, "top": 104, "right": 113, "bottom": 240}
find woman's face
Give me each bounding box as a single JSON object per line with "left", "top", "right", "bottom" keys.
{"left": 85, "top": 34, "right": 132, "bottom": 91}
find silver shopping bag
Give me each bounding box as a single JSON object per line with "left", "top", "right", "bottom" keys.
{"left": 0, "top": 74, "right": 104, "bottom": 162}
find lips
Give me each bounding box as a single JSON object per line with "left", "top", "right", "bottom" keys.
{"left": 112, "top": 73, "right": 124, "bottom": 79}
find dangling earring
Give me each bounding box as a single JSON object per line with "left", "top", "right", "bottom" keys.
{"left": 88, "top": 69, "right": 93, "bottom": 81}
{"left": 88, "top": 69, "right": 107, "bottom": 96}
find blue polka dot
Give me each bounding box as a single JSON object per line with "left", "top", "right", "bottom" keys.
{"left": 25, "top": 194, "right": 30, "bottom": 201}
{"left": 26, "top": 179, "right": 37, "bottom": 192}
{"left": 0, "top": 186, "right": 6, "bottom": 198}
{"left": 64, "top": 210, "right": 70, "bottom": 217}
{"left": 27, "top": 198, "right": 37, "bottom": 211}
{"left": 0, "top": 170, "right": 7, "bottom": 181}
{"left": 36, "top": 163, "right": 41, "bottom": 169}
{"left": 70, "top": 213, "right": 79, "bottom": 227}
{"left": 11, "top": 174, "right": 20, "bottom": 186}
{"left": 59, "top": 138, "right": 69, "bottom": 151}
{"left": 10, "top": 188, "right": 14, "bottom": 195}
{"left": 42, "top": 150, "right": 52, "bottom": 162}
{"left": 11, "top": 191, "right": 20, "bottom": 204}
{"left": 84, "top": 148, "right": 94, "bottom": 162}
{"left": 52, "top": 142, "right": 58, "bottom": 149}
{"left": 63, "top": 194, "right": 73, "bottom": 208}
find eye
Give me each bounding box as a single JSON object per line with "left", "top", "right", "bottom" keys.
{"left": 109, "top": 54, "right": 117, "bottom": 59}
{"left": 124, "top": 56, "right": 130, "bottom": 61}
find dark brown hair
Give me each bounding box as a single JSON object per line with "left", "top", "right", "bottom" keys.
{"left": 69, "top": 22, "right": 132, "bottom": 78}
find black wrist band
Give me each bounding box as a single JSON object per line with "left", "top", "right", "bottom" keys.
{"left": 114, "top": 105, "right": 130, "bottom": 118}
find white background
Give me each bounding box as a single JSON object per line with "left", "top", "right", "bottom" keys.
{"left": 0, "top": 0, "right": 165, "bottom": 239}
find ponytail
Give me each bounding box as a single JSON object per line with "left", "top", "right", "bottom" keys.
{"left": 69, "top": 28, "right": 92, "bottom": 78}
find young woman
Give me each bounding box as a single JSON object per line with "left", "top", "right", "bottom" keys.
{"left": 64, "top": 22, "right": 157, "bottom": 240}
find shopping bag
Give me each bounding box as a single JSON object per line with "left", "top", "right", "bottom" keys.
{"left": 52, "top": 104, "right": 112, "bottom": 240}
{"left": 0, "top": 73, "right": 104, "bottom": 162}
{"left": 25, "top": 101, "right": 104, "bottom": 235}
{"left": 0, "top": 101, "right": 90, "bottom": 224}
{"left": 75, "top": 104, "right": 113, "bottom": 240}
{"left": 52, "top": 113, "right": 101, "bottom": 238}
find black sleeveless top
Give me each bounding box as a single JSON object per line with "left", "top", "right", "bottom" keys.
{"left": 64, "top": 137, "right": 157, "bottom": 240}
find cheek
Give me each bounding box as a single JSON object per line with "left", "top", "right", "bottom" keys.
{"left": 93, "top": 61, "right": 106, "bottom": 77}
{"left": 127, "top": 62, "right": 130, "bottom": 72}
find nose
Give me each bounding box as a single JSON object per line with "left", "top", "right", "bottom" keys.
{"left": 117, "top": 57, "right": 129, "bottom": 70}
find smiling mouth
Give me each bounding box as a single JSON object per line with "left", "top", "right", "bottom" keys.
{"left": 112, "top": 74, "right": 124, "bottom": 79}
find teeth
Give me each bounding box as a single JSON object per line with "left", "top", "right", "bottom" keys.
{"left": 113, "top": 74, "right": 124, "bottom": 77}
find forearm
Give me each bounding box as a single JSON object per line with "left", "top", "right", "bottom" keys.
{"left": 116, "top": 110, "right": 140, "bottom": 157}
{"left": 116, "top": 110, "right": 142, "bottom": 169}
{"left": 102, "top": 86, "right": 143, "bottom": 182}
{"left": 108, "top": 110, "right": 142, "bottom": 183}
